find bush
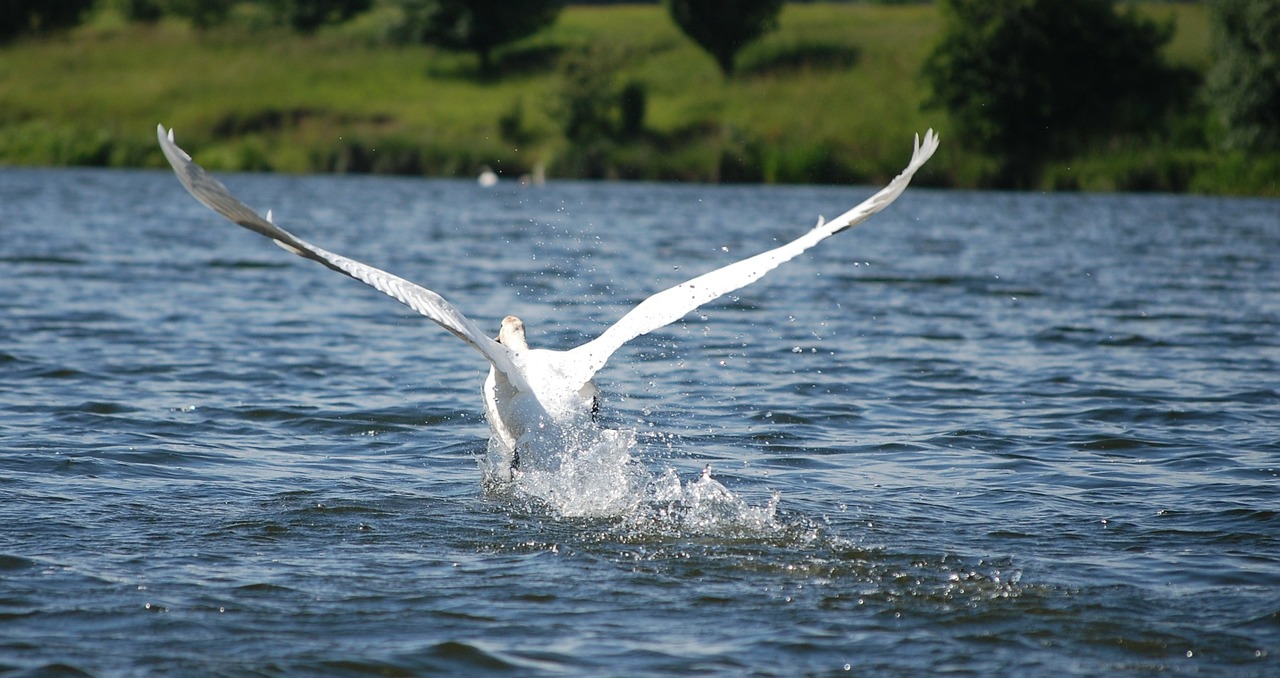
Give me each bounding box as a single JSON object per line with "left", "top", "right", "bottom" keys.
{"left": 555, "top": 46, "right": 621, "bottom": 144}
{"left": 923, "top": 0, "right": 1196, "bottom": 188}
{"left": 1209, "top": 0, "right": 1280, "bottom": 152}
{"left": 618, "top": 82, "right": 647, "bottom": 138}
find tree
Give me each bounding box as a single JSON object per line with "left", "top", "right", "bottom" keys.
{"left": 1209, "top": 0, "right": 1280, "bottom": 152}
{"left": 0, "top": 0, "right": 95, "bottom": 42}
{"left": 922, "top": 0, "right": 1195, "bottom": 188}
{"left": 400, "top": 0, "right": 564, "bottom": 75}
{"left": 665, "top": 0, "right": 783, "bottom": 78}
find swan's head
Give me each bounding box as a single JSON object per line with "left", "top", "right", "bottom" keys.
{"left": 497, "top": 315, "right": 528, "bottom": 351}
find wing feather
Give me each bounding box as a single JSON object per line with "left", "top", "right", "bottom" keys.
{"left": 566, "top": 130, "right": 939, "bottom": 382}
{"left": 156, "top": 124, "right": 525, "bottom": 387}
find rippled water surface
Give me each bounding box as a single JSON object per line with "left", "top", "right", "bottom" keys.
{"left": 2, "top": 167, "right": 1278, "bottom": 675}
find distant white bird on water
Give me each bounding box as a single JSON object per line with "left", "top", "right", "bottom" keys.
{"left": 157, "top": 124, "right": 938, "bottom": 481}
{"left": 477, "top": 165, "right": 498, "bottom": 187}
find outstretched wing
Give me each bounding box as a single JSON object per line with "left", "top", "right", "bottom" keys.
{"left": 156, "top": 124, "right": 526, "bottom": 389}
{"left": 566, "top": 129, "right": 939, "bottom": 383}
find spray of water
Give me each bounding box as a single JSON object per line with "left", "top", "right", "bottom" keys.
{"left": 482, "top": 424, "right": 781, "bottom": 533}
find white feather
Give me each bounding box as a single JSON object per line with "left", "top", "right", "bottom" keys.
{"left": 156, "top": 123, "right": 938, "bottom": 477}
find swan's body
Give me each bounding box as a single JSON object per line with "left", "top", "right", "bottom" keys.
{"left": 157, "top": 124, "right": 938, "bottom": 481}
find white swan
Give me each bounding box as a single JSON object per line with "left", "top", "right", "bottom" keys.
{"left": 157, "top": 124, "right": 938, "bottom": 481}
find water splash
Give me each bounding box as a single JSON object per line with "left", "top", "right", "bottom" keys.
{"left": 638, "top": 465, "right": 781, "bottom": 535}
{"left": 505, "top": 427, "right": 648, "bottom": 518}
{"left": 483, "top": 425, "right": 780, "bottom": 533}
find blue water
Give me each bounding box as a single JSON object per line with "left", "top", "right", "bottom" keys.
{"left": 2, "top": 167, "right": 1278, "bottom": 675}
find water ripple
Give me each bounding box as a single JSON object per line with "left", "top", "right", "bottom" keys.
{"left": 1, "top": 172, "right": 1277, "bottom": 674}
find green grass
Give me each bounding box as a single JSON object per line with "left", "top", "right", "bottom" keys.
{"left": 0, "top": 2, "right": 1273, "bottom": 194}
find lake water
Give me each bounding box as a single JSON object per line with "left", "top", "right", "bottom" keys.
{"left": 2, "top": 167, "right": 1277, "bottom": 675}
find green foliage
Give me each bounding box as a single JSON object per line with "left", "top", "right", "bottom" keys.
{"left": 664, "top": 0, "right": 783, "bottom": 77}
{"left": 164, "top": 0, "right": 235, "bottom": 29}
{"left": 555, "top": 47, "right": 619, "bottom": 144}
{"left": 5, "top": 2, "right": 1273, "bottom": 193}
{"left": 107, "top": 0, "right": 370, "bottom": 32}
{"left": 554, "top": 46, "right": 652, "bottom": 145}
{"left": 736, "top": 39, "right": 860, "bottom": 78}
{"left": 498, "top": 98, "right": 531, "bottom": 145}
{"left": 551, "top": 46, "right": 662, "bottom": 178}
{"left": 265, "top": 0, "right": 371, "bottom": 33}
{"left": 117, "top": 0, "right": 165, "bottom": 23}
{"left": 618, "top": 82, "right": 646, "bottom": 138}
{"left": 1208, "top": 0, "right": 1280, "bottom": 152}
{"left": 0, "top": 0, "right": 95, "bottom": 41}
{"left": 398, "top": 0, "right": 564, "bottom": 74}
{"left": 923, "top": 0, "right": 1197, "bottom": 188}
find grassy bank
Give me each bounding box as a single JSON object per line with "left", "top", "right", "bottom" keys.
{"left": 0, "top": 2, "right": 1274, "bottom": 194}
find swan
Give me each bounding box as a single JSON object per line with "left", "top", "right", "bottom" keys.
{"left": 156, "top": 124, "right": 938, "bottom": 481}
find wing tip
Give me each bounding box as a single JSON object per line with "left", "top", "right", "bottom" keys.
{"left": 919, "top": 128, "right": 940, "bottom": 157}
{"left": 156, "top": 123, "right": 193, "bottom": 164}
{"left": 904, "top": 128, "right": 940, "bottom": 173}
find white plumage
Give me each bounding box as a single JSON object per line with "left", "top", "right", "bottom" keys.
{"left": 157, "top": 124, "right": 938, "bottom": 481}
